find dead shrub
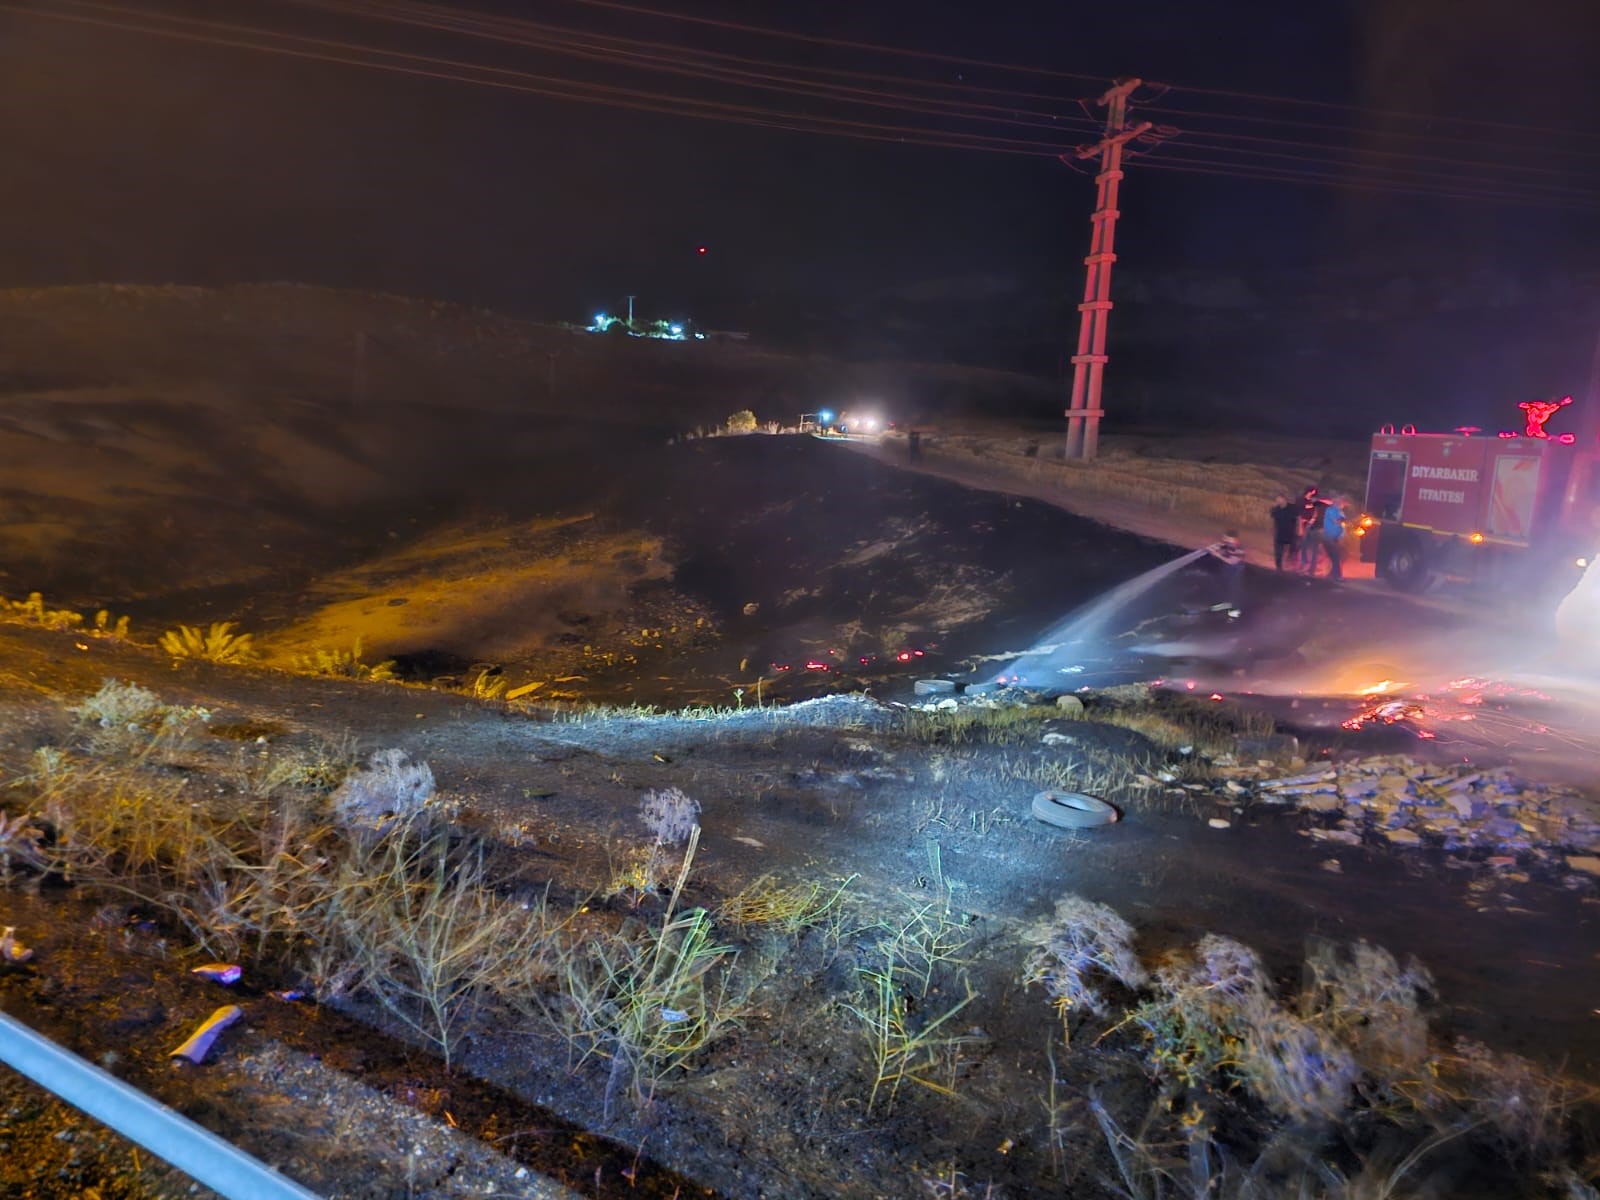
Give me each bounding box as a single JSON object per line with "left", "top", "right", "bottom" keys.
{"left": 331, "top": 748, "right": 437, "bottom": 827}
{"left": 1023, "top": 893, "right": 1147, "bottom": 1030}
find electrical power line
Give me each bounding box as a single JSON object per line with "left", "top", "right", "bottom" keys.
{"left": 3, "top": 0, "right": 1075, "bottom": 154}
{"left": 292, "top": 0, "right": 1106, "bottom": 138}
{"left": 1140, "top": 101, "right": 1600, "bottom": 164}
{"left": 537, "top": 0, "right": 1108, "bottom": 83}
{"left": 540, "top": 0, "right": 1600, "bottom": 146}
{"left": 9, "top": 0, "right": 1600, "bottom": 212}
{"left": 1136, "top": 155, "right": 1600, "bottom": 211}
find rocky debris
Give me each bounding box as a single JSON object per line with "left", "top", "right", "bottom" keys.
{"left": 1054, "top": 694, "right": 1085, "bottom": 717}
{"left": 1238, "top": 754, "right": 1600, "bottom": 882}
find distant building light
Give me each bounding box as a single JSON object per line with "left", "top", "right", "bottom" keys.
{"left": 669, "top": 324, "right": 683, "bottom": 336}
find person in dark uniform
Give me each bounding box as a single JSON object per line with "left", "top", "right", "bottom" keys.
{"left": 1296, "top": 486, "right": 1327, "bottom": 574}
{"left": 1269, "top": 494, "right": 1300, "bottom": 571}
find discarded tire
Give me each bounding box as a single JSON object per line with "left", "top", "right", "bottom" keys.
{"left": 913, "top": 678, "right": 958, "bottom": 695}
{"left": 1031, "top": 790, "right": 1119, "bottom": 829}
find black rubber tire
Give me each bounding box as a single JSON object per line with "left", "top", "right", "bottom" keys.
{"left": 1380, "top": 534, "right": 1430, "bottom": 593}
{"left": 1031, "top": 790, "right": 1120, "bottom": 829}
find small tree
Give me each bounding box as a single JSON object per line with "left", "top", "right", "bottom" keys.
{"left": 726, "top": 409, "right": 758, "bottom": 434}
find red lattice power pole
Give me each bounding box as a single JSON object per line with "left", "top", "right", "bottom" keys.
{"left": 1064, "top": 78, "right": 1151, "bottom": 460}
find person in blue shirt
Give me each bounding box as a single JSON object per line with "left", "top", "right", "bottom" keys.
{"left": 1320, "top": 496, "right": 1349, "bottom": 580}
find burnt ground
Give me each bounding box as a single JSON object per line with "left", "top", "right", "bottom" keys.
{"left": 1, "top": 288, "right": 1596, "bottom": 1197}
{"left": 1, "top": 435, "right": 1598, "bottom": 1198}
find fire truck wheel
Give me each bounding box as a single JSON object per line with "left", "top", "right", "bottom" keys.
{"left": 1031, "top": 790, "right": 1120, "bottom": 829}
{"left": 1381, "top": 536, "right": 1430, "bottom": 592}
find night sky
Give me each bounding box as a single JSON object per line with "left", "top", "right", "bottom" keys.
{"left": 4, "top": 0, "right": 1599, "bottom": 427}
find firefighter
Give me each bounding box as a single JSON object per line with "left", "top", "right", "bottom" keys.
{"left": 1269, "top": 494, "right": 1300, "bottom": 571}
{"left": 1296, "top": 486, "right": 1327, "bottom": 574}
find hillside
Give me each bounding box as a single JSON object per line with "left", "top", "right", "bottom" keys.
{"left": 0, "top": 285, "right": 1055, "bottom": 590}
{"left": 0, "top": 284, "right": 1064, "bottom": 695}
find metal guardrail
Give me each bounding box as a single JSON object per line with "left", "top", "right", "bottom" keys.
{"left": 0, "top": 1008, "right": 322, "bottom": 1200}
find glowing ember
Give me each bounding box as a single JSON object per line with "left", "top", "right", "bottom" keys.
{"left": 1354, "top": 679, "right": 1407, "bottom": 696}
{"left": 1341, "top": 698, "right": 1426, "bottom": 731}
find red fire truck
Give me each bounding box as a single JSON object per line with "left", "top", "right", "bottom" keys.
{"left": 1360, "top": 410, "right": 1600, "bottom": 592}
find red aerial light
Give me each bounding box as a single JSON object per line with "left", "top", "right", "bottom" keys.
{"left": 912, "top": 649, "right": 925, "bottom": 657}
{"left": 1209, "top": 693, "right": 1224, "bottom": 701}
{"left": 896, "top": 651, "right": 912, "bottom": 662}
{"left": 696, "top": 246, "right": 708, "bottom": 255}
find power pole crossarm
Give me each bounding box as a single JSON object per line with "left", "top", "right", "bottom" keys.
{"left": 1063, "top": 77, "right": 1152, "bottom": 461}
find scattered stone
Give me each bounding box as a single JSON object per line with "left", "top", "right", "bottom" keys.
{"left": 1054, "top": 694, "right": 1085, "bottom": 716}
{"left": 1311, "top": 828, "right": 1361, "bottom": 845}
{"left": 1442, "top": 793, "right": 1474, "bottom": 819}
{"left": 1207, "top": 817, "right": 1231, "bottom": 830}
{"left": 1321, "top": 858, "right": 1343, "bottom": 873}
{"left": 1565, "top": 856, "right": 1600, "bottom": 876}
{"left": 1384, "top": 828, "right": 1423, "bottom": 846}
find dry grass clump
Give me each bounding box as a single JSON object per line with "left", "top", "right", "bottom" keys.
{"left": 899, "top": 703, "right": 1056, "bottom": 745}
{"left": 1024, "top": 892, "right": 1593, "bottom": 1196}
{"left": 843, "top": 896, "right": 983, "bottom": 1115}
{"left": 560, "top": 827, "right": 746, "bottom": 1115}
{"left": 91, "top": 609, "right": 132, "bottom": 641}
{"left": 1, "top": 682, "right": 533, "bottom": 1066}
{"left": 331, "top": 748, "right": 438, "bottom": 827}
{"left": 1088, "top": 693, "right": 1276, "bottom": 756}
{"left": 559, "top": 900, "right": 741, "bottom": 1117}
{"left": 716, "top": 872, "right": 854, "bottom": 935}
{"left": 68, "top": 678, "right": 212, "bottom": 759}
{"left": 607, "top": 787, "right": 701, "bottom": 902}
{"left": 160, "top": 621, "right": 255, "bottom": 664}
{"left": 313, "top": 827, "right": 564, "bottom": 1066}
{"left": 290, "top": 639, "right": 397, "bottom": 682}
{"left": 1, "top": 591, "right": 85, "bottom": 631}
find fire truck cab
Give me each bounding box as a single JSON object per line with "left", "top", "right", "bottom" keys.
{"left": 1361, "top": 424, "right": 1600, "bottom": 593}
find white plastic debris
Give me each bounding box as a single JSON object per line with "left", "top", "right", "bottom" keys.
{"left": 190, "top": 964, "right": 242, "bottom": 985}
{"left": 1207, "top": 817, "right": 1231, "bottom": 830}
